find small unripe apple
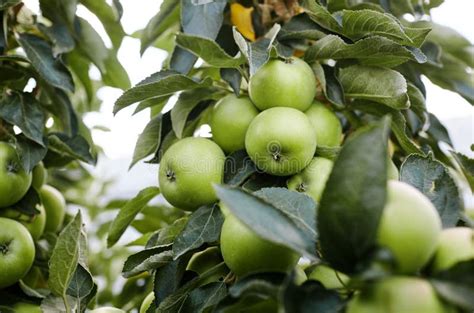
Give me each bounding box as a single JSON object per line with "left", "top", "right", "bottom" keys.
{"left": 305, "top": 102, "right": 342, "bottom": 147}
{"left": 431, "top": 227, "right": 474, "bottom": 272}
{"left": 308, "top": 264, "right": 349, "bottom": 289}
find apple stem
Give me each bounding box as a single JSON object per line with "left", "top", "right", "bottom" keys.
{"left": 0, "top": 241, "right": 10, "bottom": 255}
{"left": 166, "top": 169, "right": 176, "bottom": 182}
{"left": 296, "top": 183, "right": 307, "bottom": 192}
{"left": 7, "top": 160, "right": 19, "bottom": 173}
{"left": 284, "top": 57, "right": 294, "bottom": 64}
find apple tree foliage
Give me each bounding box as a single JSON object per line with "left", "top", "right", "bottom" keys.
{"left": 0, "top": 0, "right": 129, "bottom": 311}
{"left": 1, "top": 0, "right": 474, "bottom": 312}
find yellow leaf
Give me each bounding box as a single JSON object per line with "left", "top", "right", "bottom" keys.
{"left": 231, "top": 3, "right": 256, "bottom": 41}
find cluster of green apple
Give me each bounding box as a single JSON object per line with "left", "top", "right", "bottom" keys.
{"left": 0, "top": 142, "right": 66, "bottom": 297}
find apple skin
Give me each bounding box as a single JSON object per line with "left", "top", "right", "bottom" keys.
{"left": 387, "top": 158, "right": 399, "bottom": 180}
{"left": 0, "top": 217, "right": 35, "bottom": 288}
{"left": 305, "top": 102, "right": 342, "bottom": 147}
{"left": 40, "top": 185, "right": 66, "bottom": 233}
{"left": 89, "top": 308, "right": 126, "bottom": 313}
{"left": 431, "top": 227, "right": 474, "bottom": 272}
{"left": 31, "top": 162, "right": 47, "bottom": 189}
{"left": 187, "top": 246, "right": 228, "bottom": 285}
{"left": 245, "top": 107, "right": 317, "bottom": 176}
{"left": 0, "top": 205, "right": 46, "bottom": 240}
{"left": 218, "top": 202, "right": 231, "bottom": 218}
{"left": 0, "top": 142, "right": 32, "bottom": 208}
{"left": 12, "top": 302, "right": 42, "bottom": 313}
{"left": 249, "top": 58, "right": 316, "bottom": 112}
{"left": 140, "top": 292, "right": 155, "bottom": 313}
{"left": 220, "top": 215, "right": 300, "bottom": 277}
{"left": 159, "top": 138, "right": 225, "bottom": 211}
{"left": 346, "top": 277, "right": 453, "bottom": 313}
{"left": 210, "top": 95, "right": 259, "bottom": 153}
{"left": 294, "top": 266, "right": 307, "bottom": 285}
{"left": 308, "top": 264, "right": 349, "bottom": 289}
{"left": 287, "top": 157, "right": 333, "bottom": 203}
{"left": 377, "top": 180, "right": 441, "bottom": 274}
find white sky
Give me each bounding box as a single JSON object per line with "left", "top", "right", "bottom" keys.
{"left": 22, "top": 0, "right": 474, "bottom": 159}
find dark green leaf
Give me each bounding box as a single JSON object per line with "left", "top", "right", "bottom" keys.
{"left": 181, "top": 0, "right": 226, "bottom": 39}
{"left": 214, "top": 185, "right": 316, "bottom": 258}
{"left": 12, "top": 187, "right": 41, "bottom": 216}
{"left": 426, "top": 113, "right": 453, "bottom": 146}
{"left": 130, "top": 115, "right": 164, "bottom": 169}
{"left": 0, "top": 0, "right": 20, "bottom": 10}
{"left": 400, "top": 154, "right": 463, "bottom": 227}
{"left": 107, "top": 187, "right": 160, "bottom": 247}
{"left": 224, "top": 150, "right": 258, "bottom": 186}
{"left": 0, "top": 92, "right": 45, "bottom": 146}
{"left": 66, "top": 264, "right": 94, "bottom": 300}
{"left": 407, "top": 82, "right": 427, "bottom": 127}
{"left": 220, "top": 68, "right": 241, "bottom": 96}
{"left": 339, "top": 65, "right": 409, "bottom": 109}
{"left": 122, "top": 246, "right": 173, "bottom": 278}
{"left": 134, "top": 95, "right": 170, "bottom": 116}
{"left": 451, "top": 152, "right": 474, "bottom": 190}
{"left": 114, "top": 71, "right": 212, "bottom": 114}
{"left": 47, "top": 133, "right": 96, "bottom": 165}
{"left": 278, "top": 13, "right": 328, "bottom": 41}
{"left": 15, "top": 135, "right": 47, "bottom": 172}
{"left": 305, "top": 35, "right": 427, "bottom": 67}
{"left": 318, "top": 118, "right": 390, "bottom": 274}
{"left": 283, "top": 280, "right": 345, "bottom": 313}
{"left": 147, "top": 218, "right": 188, "bottom": 248}
{"left": 154, "top": 255, "right": 191, "bottom": 306}
{"left": 18, "top": 34, "right": 74, "bottom": 92}
{"left": 180, "top": 282, "right": 227, "bottom": 313}
{"left": 312, "top": 63, "right": 345, "bottom": 108}
{"left": 172, "top": 205, "right": 224, "bottom": 259}
{"left": 176, "top": 33, "right": 246, "bottom": 68}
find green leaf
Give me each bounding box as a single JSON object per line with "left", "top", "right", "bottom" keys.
{"left": 11, "top": 187, "right": 41, "bottom": 216}
{"left": 147, "top": 218, "right": 188, "bottom": 248}
{"left": 451, "top": 152, "right": 474, "bottom": 190}
{"left": 107, "top": 186, "right": 160, "bottom": 247}
{"left": 0, "top": 92, "right": 45, "bottom": 146}
{"left": 339, "top": 65, "right": 409, "bottom": 109}
{"left": 114, "top": 71, "right": 212, "bottom": 114}
{"left": 400, "top": 154, "right": 463, "bottom": 227}
{"left": 227, "top": 272, "right": 285, "bottom": 299}
{"left": 301, "top": 0, "right": 343, "bottom": 33}
{"left": 130, "top": 115, "right": 164, "bottom": 169}
{"left": 180, "top": 282, "right": 227, "bottom": 313}
{"left": 220, "top": 68, "right": 241, "bottom": 96}
{"left": 15, "top": 135, "right": 48, "bottom": 172}
{"left": 223, "top": 150, "right": 258, "bottom": 186}
{"left": 426, "top": 113, "right": 453, "bottom": 146}
{"left": 48, "top": 211, "right": 83, "bottom": 298}
{"left": 305, "top": 35, "right": 427, "bottom": 67}
{"left": 172, "top": 205, "right": 224, "bottom": 259}
{"left": 134, "top": 95, "right": 170, "bottom": 115}
{"left": 407, "top": 82, "right": 427, "bottom": 126}
{"left": 181, "top": 0, "right": 226, "bottom": 39}
{"left": 214, "top": 185, "right": 316, "bottom": 259}
{"left": 176, "top": 33, "right": 246, "bottom": 68}
{"left": 278, "top": 13, "right": 329, "bottom": 41}
{"left": 283, "top": 280, "right": 345, "bottom": 313}
{"left": 171, "top": 87, "right": 218, "bottom": 138}
{"left": 312, "top": 63, "right": 345, "bottom": 107}
{"left": 47, "top": 133, "right": 96, "bottom": 165}
{"left": 80, "top": 0, "right": 125, "bottom": 49}
{"left": 254, "top": 188, "right": 317, "bottom": 242}
{"left": 42, "top": 87, "right": 78, "bottom": 136}
{"left": 154, "top": 255, "right": 192, "bottom": 307}
{"left": 140, "top": 0, "right": 179, "bottom": 54}
{"left": 122, "top": 246, "right": 173, "bottom": 278}
{"left": 18, "top": 34, "right": 74, "bottom": 92}
{"left": 66, "top": 264, "right": 95, "bottom": 301}
{"left": 0, "top": 0, "right": 20, "bottom": 10}
{"left": 431, "top": 260, "right": 474, "bottom": 311}
{"left": 318, "top": 117, "right": 390, "bottom": 274}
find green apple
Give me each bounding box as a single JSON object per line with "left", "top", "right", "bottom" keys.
{"left": 210, "top": 94, "right": 259, "bottom": 153}
{"left": 140, "top": 292, "right": 155, "bottom": 313}
{"left": 187, "top": 246, "right": 228, "bottom": 285}
{"left": 218, "top": 202, "right": 231, "bottom": 218}
{"left": 31, "top": 162, "right": 47, "bottom": 189}
{"left": 249, "top": 58, "right": 316, "bottom": 111}
{"left": 245, "top": 107, "right": 317, "bottom": 176}
{"left": 308, "top": 264, "right": 349, "bottom": 289}
{"left": 294, "top": 266, "right": 307, "bottom": 285}
{"left": 305, "top": 102, "right": 342, "bottom": 147}
{"left": 377, "top": 180, "right": 441, "bottom": 274}
{"left": 432, "top": 227, "right": 474, "bottom": 272}
{"left": 89, "top": 308, "right": 126, "bottom": 313}
{"left": 159, "top": 138, "right": 225, "bottom": 211}
{"left": 287, "top": 157, "right": 333, "bottom": 203}
{"left": 0, "top": 217, "right": 35, "bottom": 288}
{"left": 12, "top": 302, "right": 42, "bottom": 313}
{"left": 0, "top": 205, "right": 46, "bottom": 240}
{"left": 40, "top": 185, "right": 66, "bottom": 233}
{"left": 346, "top": 277, "right": 452, "bottom": 313}
{"left": 0, "top": 142, "right": 32, "bottom": 208}
{"left": 220, "top": 215, "right": 300, "bottom": 277}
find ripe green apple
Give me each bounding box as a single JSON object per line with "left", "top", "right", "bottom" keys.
{"left": 89, "top": 308, "right": 126, "bottom": 313}
{"left": 140, "top": 292, "right": 154, "bottom": 313}
{"left": 187, "top": 246, "right": 228, "bottom": 285}
{"left": 249, "top": 58, "right": 316, "bottom": 111}
{"left": 431, "top": 227, "right": 474, "bottom": 272}
{"left": 377, "top": 180, "right": 441, "bottom": 274}
{"left": 159, "top": 138, "right": 225, "bottom": 211}
{"left": 305, "top": 102, "right": 342, "bottom": 147}
{"left": 387, "top": 158, "right": 398, "bottom": 180}
{"left": 40, "top": 185, "right": 66, "bottom": 233}
{"left": 0, "top": 217, "right": 35, "bottom": 288}
{"left": 218, "top": 202, "right": 231, "bottom": 218}
{"left": 31, "top": 161, "right": 47, "bottom": 189}
{"left": 346, "top": 277, "right": 452, "bottom": 313}
{"left": 287, "top": 157, "right": 333, "bottom": 203}
{"left": 210, "top": 94, "right": 259, "bottom": 153}
{"left": 294, "top": 266, "right": 307, "bottom": 285}
{"left": 0, "top": 205, "right": 46, "bottom": 240}
{"left": 308, "top": 264, "right": 349, "bottom": 289}
{"left": 245, "top": 107, "right": 317, "bottom": 176}
{"left": 12, "top": 302, "right": 42, "bottom": 313}
{"left": 0, "top": 142, "right": 32, "bottom": 208}
{"left": 220, "top": 215, "right": 300, "bottom": 277}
